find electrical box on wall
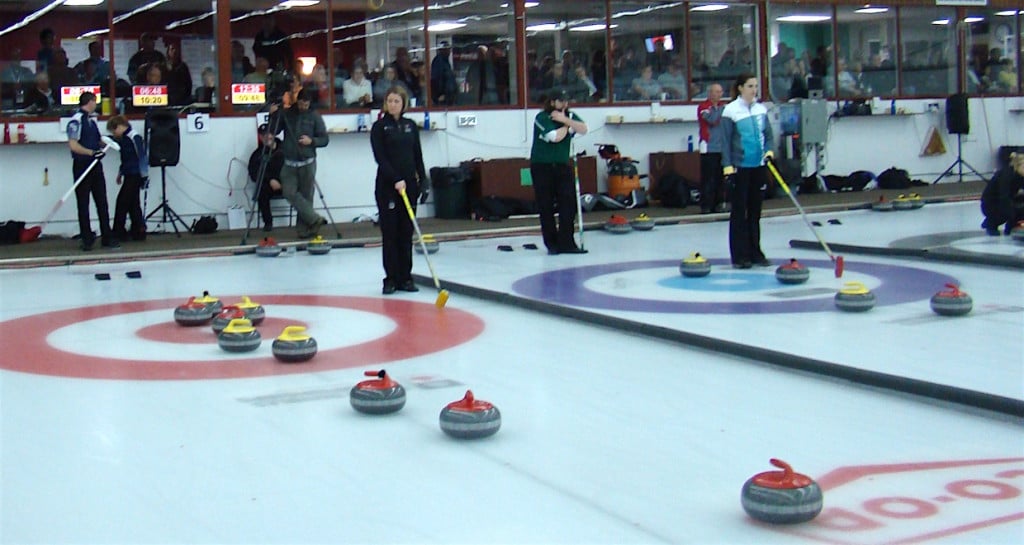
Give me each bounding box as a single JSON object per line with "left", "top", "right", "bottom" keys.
{"left": 800, "top": 99, "right": 828, "bottom": 144}
{"left": 457, "top": 114, "right": 477, "bottom": 127}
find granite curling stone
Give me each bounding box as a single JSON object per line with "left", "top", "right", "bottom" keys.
{"left": 741, "top": 458, "right": 823, "bottom": 524}
{"left": 775, "top": 258, "right": 810, "bottom": 285}
{"left": 234, "top": 296, "right": 266, "bottom": 325}
{"left": 1011, "top": 222, "right": 1024, "bottom": 242}
{"left": 439, "top": 390, "right": 502, "bottom": 439}
{"left": 630, "top": 213, "right": 655, "bottom": 231}
{"left": 930, "top": 283, "right": 973, "bottom": 317}
{"left": 604, "top": 214, "right": 632, "bottom": 234}
{"left": 892, "top": 194, "right": 914, "bottom": 211}
{"left": 906, "top": 192, "right": 925, "bottom": 209}
{"left": 174, "top": 296, "right": 215, "bottom": 326}
{"left": 194, "top": 290, "right": 223, "bottom": 315}
{"left": 306, "top": 235, "right": 332, "bottom": 255}
{"left": 679, "top": 252, "right": 712, "bottom": 278}
{"left": 211, "top": 305, "right": 245, "bottom": 334}
{"left": 256, "top": 236, "right": 283, "bottom": 257}
{"left": 871, "top": 196, "right": 894, "bottom": 212}
{"left": 834, "top": 281, "right": 876, "bottom": 312}
{"left": 272, "top": 325, "right": 318, "bottom": 363}
{"left": 217, "top": 318, "right": 262, "bottom": 353}
{"left": 350, "top": 369, "right": 406, "bottom": 414}
{"left": 414, "top": 234, "right": 440, "bottom": 254}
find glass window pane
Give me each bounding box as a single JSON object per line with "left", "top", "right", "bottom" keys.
{"left": 426, "top": 0, "right": 516, "bottom": 107}
{"left": 691, "top": 2, "right": 758, "bottom": 101}
{"left": 768, "top": 2, "right": 833, "bottom": 99}
{"left": 524, "top": 0, "right": 608, "bottom": 104}
{"left": 967, "top": 8, "right": 1019, "bottom": 95}
{"left": 231, "top": 3, "right": 331, "bottom": 111}
{"left": 899, "top": 5, "right": 955, "bottom": 97}
{"left": 0, "top": 1, "right": 110, "bottom": 116}
{"left": 609, "top": 1, "right": 691, "bottom": 103}
{"left": 835, "top": 4, "right": 896, "bottom": 98}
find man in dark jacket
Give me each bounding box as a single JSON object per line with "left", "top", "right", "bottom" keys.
{"left": 248, "top": 124, "right": 285, "bottom": 232}
{"left": 269, "top": 88, "right": 328, "bottom": 238}
{"left": 430, "top": 41, "right": 457, "bottom": 106}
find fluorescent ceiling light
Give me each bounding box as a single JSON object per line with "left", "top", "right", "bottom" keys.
{"left": 932, "top": 19, "right": 950, "bottom": 25}
{"left": 280, "top": 0, "right": 319, "bottom": 6}
{"left": 995, "top": 10, "right": 1023, "bottom": 16}
{"left": 963, "top": 16, "right": 984, "bottom": 23}
{"left": 526, "top": 23, "right": 563, "bottom": 32}
{"left": 690, "top": 4, "right": 729, "bottom": 12}
{"left": 427, "top": 22, "right": 467, "bottom": 32}
{"left": 776, "top": 15, "right": 831, "bottom": 23}
{"left": 569, "top": 23, "right": 618, "bottom": 32}
{"left": 854, "top": 6, "right": 889, "bottom": 14}
{"left": 64, "top": 0, "right": 103, "bottom": 5}
{"left": 501, "top": 2, "right": 539, "bottom": 7}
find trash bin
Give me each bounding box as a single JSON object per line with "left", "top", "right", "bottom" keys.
{"left": 430, "top": 166, "right": 470, "bottom": 219}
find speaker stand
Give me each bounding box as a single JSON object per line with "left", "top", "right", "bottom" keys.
{"left": 932, "top": 134, "right": 987, "bottom": 184}
{"left": 145, "top": 166, "right": 190, "bottom": 236}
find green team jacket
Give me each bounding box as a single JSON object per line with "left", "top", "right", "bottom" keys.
{"left": 530, "top": 110, "right": 583, "bottom": 165}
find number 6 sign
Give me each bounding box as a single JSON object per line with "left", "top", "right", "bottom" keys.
{"left": 186, "top": 113, "right": 209, "bottom": 133}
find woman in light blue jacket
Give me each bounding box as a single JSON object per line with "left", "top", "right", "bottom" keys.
{"left": 720, "top": 73, "right": 775, "bottom": 269}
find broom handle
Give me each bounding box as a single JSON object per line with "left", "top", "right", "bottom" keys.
{"left": 41, "top": 142, "right": 112, "bottom": 226}
{"left": 399, "top": 188, "right": 441, "bottom": 290}
{"left": 766, "top": 160, "right": 836, "bottom": 261}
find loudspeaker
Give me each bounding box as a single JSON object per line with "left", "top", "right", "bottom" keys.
{"left": 146, "top": 109, "right": 180, "bottom": 167}
{"left": 946, "top": 93, "right": 969, "bottom": 135}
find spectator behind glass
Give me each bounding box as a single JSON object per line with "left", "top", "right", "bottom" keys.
{"left": 373, "top": 65, "right": 408, "bottom": 107}
{"left": 253, "top": 15, "right": 293, "bottom": 73}
{"left": 343, "top": 65, "right": 373, "bottom": 107}
{"left": 244, "top": 57, "right": 271, "bottom": 84}
{"left": 128, "top": 33, "right": 166, "bottom": 85}
{"left": 231, "top": 40, "right": 254, "bottom": 82}
{"left": 36, "top": 28, "right": 55, "bottom": 73}
{"left": 1, "top": 47, "right": 35, "bottom": 109}
{"left": 590, "top": 50, "right": 607, "bottom": 101}
{"left": 194, "top": 67, "right": 216, "bottom": 105}
{"left": 391, "top": 47, "right": 421, "bottom": 103}
{"left": 430, "top": 41, "right": 457, "bottom": 106}
{"left": 75, "top": 41, "right": 110, "bottom": 86}
{"left": 165, "top": 43, "right": 193, "bottom": 106}
{"left": 631, "top": 65, "right": 662, "bottom": 100}
{"left": 657, "top": 61, "right": 687, "bottom": 100}
{"left": 25, "top": 71, "right": 55, "bottom": 114}
{"left": 47, "top": 48, "right": 79, "bottom": 94}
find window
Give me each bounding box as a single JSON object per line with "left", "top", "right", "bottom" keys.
{"left": 899, "top": 5, "right": 955, "bottom": 97}
{"left": 0, "top": 1, "right": 111, "bottom": 116}
{"left": 965, "top": 7, "right": 1020, "bottom": 95}
{"left": 835, "top": 4, "right": 897, "bottom": 98}
{"left": 425, "top": 0, "right": 516, "bottom": 107}
{"left": 691, "top": 2, "right": 758, "bottom": 101}
{"left": 609, "top": 1, "right": 690, "bottom": 103}
{"left": 768, "top": 2, "right": 834, "bottom": 99}
{"left": 524, "top": 0, "right": 608, "bottom": 104}
{"left": 230, "top": 2, "right": 330, "bottom": 112}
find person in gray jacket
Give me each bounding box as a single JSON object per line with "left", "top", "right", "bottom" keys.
{"left": 269, "top": 88, "right": 328, "bottom": 238}
{"left": 697, "top": 83, "right": 726, "bottom": 213}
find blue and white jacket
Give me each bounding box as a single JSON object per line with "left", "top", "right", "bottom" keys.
{"left": 117, "top": 126, "right": 149, "bottom": 178}
{"left": 720, "top": 98, "right": 775, "bottom": 170}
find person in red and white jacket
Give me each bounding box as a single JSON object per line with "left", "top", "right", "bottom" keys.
{"left": 697, "top": 82, "right": 726, "bottom": 214}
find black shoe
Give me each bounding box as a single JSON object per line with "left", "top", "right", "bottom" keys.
{"left": 382, "top": 280, "right": 397, "bottom": 295}
{"left": 310, "top": 216, "right": 327, "bottom": 235}
{"left": 558, "top": 246, "right": 588, "bottom": 254}
{"left": 1004, "top": 225, "right": 1014, "bottom": 236}
{"left": 700, "top": 208, "right": 711, "bottom": 215}
{"left": 398, "top": 280, "right": 420, "bottom": 292}
{"left": 263, "top": 224, "right": 273, "bottom": 232}
{"left": 102, "top": 240, "right": 121, "bottom": 250}
{"left": 546, "top": 248, "right": 559, "bottom": 255}
{"left": 733, "top": 262, "right": 752, "bottom": 269}
{"left": 80, "top": 240, "right": 95, "bottom": 252}
{"left": 753, "top": 259, "right": 772, "bottom": 267}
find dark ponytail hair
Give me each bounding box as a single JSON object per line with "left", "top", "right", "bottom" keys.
{"left": 732, "top": 73, "right": 757, "bottom": 98}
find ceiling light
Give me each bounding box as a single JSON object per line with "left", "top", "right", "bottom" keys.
{"left": 854, "top": 6, "right": 889, "bottom": 14}
{"left": 569, "top": 23, "right": 618, "bottom": 32}
{"left": 501, "top": 2, "right": 539, "bottom": 7}
{"left": 931, "top": 19, "right": 950, "bottom": 25}
{"left": 64, "top": 0, "right": 104, "bottom": 5}
{"left": 995, "top": 10, "right": 1023, "bottom": 16}
{"left": 427, "top": 22, "right": 467, "bottom": 32}
{"left": 526, "top": 23, "right": 562, "bottom": 32}
{"left": 776, "top": 15, "right": 831, "bottom": 23}
{"left": 280, "top": 0, "right": 320, "bottom": 6}
{"left": 963, "top": 16, "right": 984, "bottom": 23}
{"left": 690, "top": 4, "right": 729, "bottom": 12}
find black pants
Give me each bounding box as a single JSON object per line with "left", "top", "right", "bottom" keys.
{"left": 530, "top": 162, "right": 577, "bottom": 251}
{"left": 255, "top": 181, "right": 282, "bottom": 228}
{"left": 73, "top": 159, "right": 112, "bottom": 245}
{"left": 728, "top": 166, "right": 768, "bottom": 265}
{"left": 376, "top": 188, "right": 417, "bottom": 285}
{"left": 700, "top": 152, "right": 724, "bottom": 212}
{"left": 113, "top": 173, "right": 145, "bottom": 239}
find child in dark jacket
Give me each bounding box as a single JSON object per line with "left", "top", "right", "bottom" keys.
{"left": 107, "top": 115, "right": 149, "bottom": 241}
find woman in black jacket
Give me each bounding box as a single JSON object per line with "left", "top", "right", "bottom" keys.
{"left": 370, "top": 86, "right": 427, "bottom": 294}
{"left": 982, "top": 152, "right": 1024, "bottom": 235}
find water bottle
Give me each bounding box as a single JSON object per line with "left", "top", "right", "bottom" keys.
{"left": 687, "top": 134, "right": 694, "bottom": 152}
{"left": 357, "top": 113, "right": 367, "bottom": 132}
{"left": 423, "top": 110, "right": 430, "bottom": 130}
{"left": 890, "top": 99, "right": 896, "bottom": 115}
{"left": 16, "top": 123, "right": 25, "bottom": 144}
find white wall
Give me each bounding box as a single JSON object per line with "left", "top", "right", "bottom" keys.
{"left": 2, "top": 96, "right": 1021, "bottom": 237}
